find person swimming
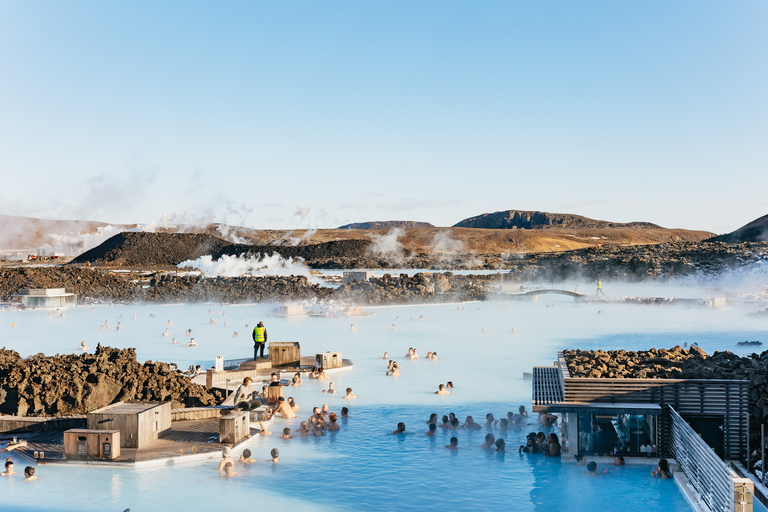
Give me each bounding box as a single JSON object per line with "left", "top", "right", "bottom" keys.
{"left": 445, "top": 437, "right": 459, "bottom": 450}
{"left": 392, "top": 422, "right": 406, "bottom": 434}
{"left": 435, "top": 384, "right": 450, "bottom": 395}
{"left": 78, "top": 341, "right": 88, "bottom": 351}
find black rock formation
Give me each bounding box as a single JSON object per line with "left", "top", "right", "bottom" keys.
{"left": 454, "top": 210, "right": 660, "bottom": 230}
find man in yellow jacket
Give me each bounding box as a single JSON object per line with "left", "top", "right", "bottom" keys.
{"left": 253, "top": 321, "right": 268, "bottom": 360}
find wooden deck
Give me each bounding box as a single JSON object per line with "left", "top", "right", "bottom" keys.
{"left": 7, "top": 417, "right": 261, "bottom": 464}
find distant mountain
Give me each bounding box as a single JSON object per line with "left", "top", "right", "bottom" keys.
{"left": 338, "top": 220, "right": 435, "bottom": 230}
{"left": 708, "top": 214, "right": 768, "bottom": 243}
{"left": 453, "top": 210, "right": 660, "bottom": 230}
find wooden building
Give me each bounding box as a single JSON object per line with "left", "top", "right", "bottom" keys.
{"left": 269, "top": 342, "right": 301, "bottom": 367}
{"left": 87, "top": 402, "right": 171, "bottom": 449}
{"left": 219, "top": 411, "right": 250, "bottom": 444}
{"left": 316, "top": 352, "right": 343, "bottom": 369}
{"left": 532, "top": 352, "right": 749, "bottom": 460}
{"left": 63, "top": 429, "right": 120, "bottom": 460}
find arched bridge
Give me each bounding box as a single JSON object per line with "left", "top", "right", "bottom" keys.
{"left": 516, "top": 289, "right": 587, "bottom": 298}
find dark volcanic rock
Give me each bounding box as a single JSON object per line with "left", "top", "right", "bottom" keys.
{"left": 0, "top": 345, "right": 224, "bottom": 416}
{"left": 213, "top": 239, "right": 372, "bottom": 263}
{"left": 454, "top": 210, "right": 660, "bottom": 230}
{"left": 708, "top": 213, "right": 768, "bottom": 243}
{"left": 337, "top": 221, "right": 435, "bottom": 229}
{"left": 72, "top": 232, "right": 231, "bottom": 266}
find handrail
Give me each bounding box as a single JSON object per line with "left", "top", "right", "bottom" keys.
{"left": 669, "top": 405, "right": 735, "bottom": 512}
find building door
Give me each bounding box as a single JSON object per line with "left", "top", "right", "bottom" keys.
{"left": 683, "top": 414, "right": 724, "bottom": 458}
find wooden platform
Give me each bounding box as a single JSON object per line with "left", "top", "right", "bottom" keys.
{"left": 8, "top": 417, "right": 260, "bottom": 465}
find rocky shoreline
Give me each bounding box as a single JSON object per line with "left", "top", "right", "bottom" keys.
{"left": 0, "top": 345, "right": 224, "bottom": 416}
{"left": 0, "top": 267, "right": 496, "bottom": 305}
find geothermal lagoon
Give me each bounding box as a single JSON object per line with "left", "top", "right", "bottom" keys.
{"left": 1, "top": 278, "right": 766, "bottom": 512}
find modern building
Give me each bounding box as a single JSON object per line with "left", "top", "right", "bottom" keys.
{"left": 531, "top": 352, "right": 749, "bottom": 460}
{"left": 13, "top": 288, "right": 76, "bottom": 308}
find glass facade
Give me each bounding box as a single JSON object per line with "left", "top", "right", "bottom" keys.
{"left": 576, "top": 412, "right": 658, "bottom": 456}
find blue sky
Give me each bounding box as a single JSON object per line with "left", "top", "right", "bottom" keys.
{"left": 0, "top": 1, "right": 766, "bottom": 233}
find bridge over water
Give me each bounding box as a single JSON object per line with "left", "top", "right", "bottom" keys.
{"left": 495, "top": 283, "right": 732, "bottom": 308}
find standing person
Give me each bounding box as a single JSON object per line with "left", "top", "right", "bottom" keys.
{"left": 252, "top": 321, "right": 268, "bottom": 360}
{"left": 596, "top": 279, "right": 605, "bottom": 296}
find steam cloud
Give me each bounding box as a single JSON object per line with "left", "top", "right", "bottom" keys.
{"left": 177, "top": 253, "right": 317, "bottom": 282}
{"left": 368, "top": 228, "right": 408, "bottom": 262}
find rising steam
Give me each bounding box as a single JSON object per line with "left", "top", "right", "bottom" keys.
{"left": 367, "top": 228, "right": 408, "bottom": 262}
{"left": 177, "top": 253, "right": 317, "bottom": 282}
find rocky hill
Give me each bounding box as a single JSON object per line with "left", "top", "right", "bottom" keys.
{"left": 708, "top": 213, "right": 768, "bottom": 243}
{"left": 71, "top": 232, "right": 232, "bottom": 266}
{"left": 0, "top": 345, "right": 224, "bottom": 416}
{"left": 338, "top": 221, "right": 435, "bottom": 229}
{"left": 454, "top": 210, "right": 660, "bottom": 230}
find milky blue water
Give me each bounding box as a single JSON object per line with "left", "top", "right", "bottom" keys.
{"left": 1, "top": 281, "right": 766, "bottom": 511}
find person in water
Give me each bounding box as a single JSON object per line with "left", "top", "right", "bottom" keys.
{"left": 287, "top": 397, "right": 299, "bottom": 411}
{"left": 480, "top": 433, "right": 496, "bottom": 449}
{"left": 494, "top": 438, "right": 506, "bottom": 452}
{"left": 327, "top": 412, "right": 340, "bottom": 431}
{"left": 291, "top": 373, "right": 303, "bottom": 386}
{"left": 1, "top": 458, "right": 15, "bottom": 476}
{"left": 239, "top": 449, "right": 256, "bottom": 464}
{"left": 24, "top": 466, "right": 36, "bottom": 481}
{"left": 435, "top": 384, "right": 450, "bottom": 395}
{"left": 587, "top": 461, "right": 609, "bottom": 476}
{"left": 392, "top": 422, "right": 406, "bottom": 435}
{"left": 425, "top": 424, "right": 437, "bottom": 437}
{"left": 281, "top": 428, "right": 292, "bottom": 439}
{"left": 462, "top": 416, "right": 482, "bottom": 429}
{"left": 217, "top": 447, "right": 234, "bottom": 471}
{"left": 78, "top": 341, "right": 88, "bottom": 351}
{"left": 270, "top": 448, "right": 279, "bottom": 463}
{"left": 341, "top": 407, "right": 349, "bottom": 418}
{"left": 445, "top": 437, "right": 459, "bottom": 450}
{"left": 273, "top": 397, "right": 296, "bottom": 419}
{"left": 652, "top": 459, "right": 671, "bottom": 478}
{"left": 343, "top": 387, "right": 356, "bottom": 399}
{"left": 322, "top": 382, "right": 336, "bottom": 394}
